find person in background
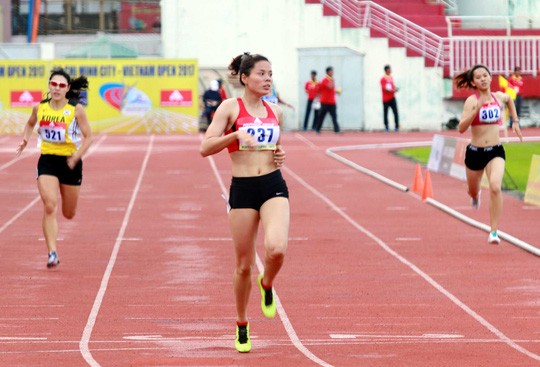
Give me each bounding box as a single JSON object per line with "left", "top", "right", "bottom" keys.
{"left": 454, "top": 64, "right": 523, "bottom": 245}
{"left": 315, "top": 66, "right": 340, "bottom": 133}
{"left": 218, "top": 78, "right": 228, "bottom": 100}
{"left": 303, "top": 70, "right": 320, "bottom": 131}
{"left": 507, "top": 66, "right": 524, "bottom": 127}
{"left": 262, "top": 83, "right": 294, "bottom": 110}
{"left": 200, "top": 79, "right": 223, "bottom": 131}
{"left": 16, "top": 67, "right": 93, "bottom": 268}
{"left": 200, "top": 52, "right": 289, "bottom": 353}
{"left": 380, "top": 64, "right": 399, "bottom": 132}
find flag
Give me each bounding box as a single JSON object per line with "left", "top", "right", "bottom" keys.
{"left": 499, "top": 75, "right": 517, "bottom": 100}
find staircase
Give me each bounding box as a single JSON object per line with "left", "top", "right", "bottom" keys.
{"left": 365, "top": 0, "right": 447, "bottom": 63}
{"left": 368, "top": 0, "right": 447, "bottom": 36}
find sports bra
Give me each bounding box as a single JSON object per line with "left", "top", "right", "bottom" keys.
{"left": 471, "top": 93, "right": 502, "bottom": 126}
{"left": 226, "top": 98, "right": 280, "bottom": 153}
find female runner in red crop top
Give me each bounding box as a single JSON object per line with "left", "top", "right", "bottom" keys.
{"left": 454, "top": 64, "right": 523, "bottom": 244}
{"left": 200, "top": 53, "right": 288, "bottom": 353}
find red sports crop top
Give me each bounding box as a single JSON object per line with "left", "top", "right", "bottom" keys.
{"left": 226, "top": 98, "right": 280, "bottom": 153}
{"left": 471, "top": 93, "right": 502, "bottom": 126}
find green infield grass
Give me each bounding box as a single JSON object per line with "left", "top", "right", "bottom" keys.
{"left": 396, "top": 142, "right": 539, "bottom": 194}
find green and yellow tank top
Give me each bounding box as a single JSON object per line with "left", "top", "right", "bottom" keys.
{"left": 37, "top": 100, "right": 81, "bottom": 156}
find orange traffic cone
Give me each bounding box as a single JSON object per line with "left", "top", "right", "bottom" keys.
{"left": 412, "top": 163, "right": 424, "bottom": 194}
{"left": 422, "top": 169, "right": 434, "bottom": 201}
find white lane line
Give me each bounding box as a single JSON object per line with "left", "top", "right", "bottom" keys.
{"left": 0, "top": 135, "right": 107, "bottom": 236}
{"left": 79, "top": 135, "right": 154, "bottom": 367}
{"left": 330, "top": 333, "right": 464, "bottom": 340}
{"left": 0, "top": 151, "right": 36, "bottom": 171}
{"left": 0, "top": 196, "right": 41, "bottom": 235}
{"left": 327, "top": 147, "right": 409, "bottom": 192}
{"left": 426, "top": 198, "right": 540, "bottom": 256}
{"left": 282, "top": 165, "right": 540, "bottom": 363}
{"left": 206, "top": 156, "right": 334, "bottom": 367}
{"left": 326, "top": 139, "right": 540, "bottom": 256}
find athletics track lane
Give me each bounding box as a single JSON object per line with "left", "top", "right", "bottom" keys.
{"left": 0, "top": 131, "right": 539, "bottom": 366}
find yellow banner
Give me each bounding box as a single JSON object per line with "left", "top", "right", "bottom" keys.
{"left": 524, "top": 155, "right": 540, "bottom": 207}
{"left": 0, "top": 59, "right": 199, "bottom": 134}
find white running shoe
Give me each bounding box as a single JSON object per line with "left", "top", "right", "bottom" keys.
{"left": 47, "top": 251, "right": 60, "bottom": 268}
{"left": 488, "top": 231, "right": 500, "bottom": 245}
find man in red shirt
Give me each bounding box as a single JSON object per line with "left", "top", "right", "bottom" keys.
{"left": 508, "top": 66, "right": 524, "bottom": 127}
{"left": 303, "top": 70, "right": 320, "bottom": 131}
{"left": 380, "top": 65, "right": 399, "bottom": 131}
{"left": 315, "top": 66, "right": 340, "bottom": 133}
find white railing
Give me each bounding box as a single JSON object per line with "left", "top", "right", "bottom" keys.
{"left": 319, "top": 0, "right": 540, "bottom": 77}
{"left": 450, "top": 37, "right": 540, "bottom": 77}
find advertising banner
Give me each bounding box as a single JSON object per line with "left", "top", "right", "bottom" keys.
{"left": 0, "top": 59, "right": 198, "bottom": 134}
{"left": 524, "top": 155, "right": 540, "bottom": 207}
{"left": 427, "top": 134, "right": 467, "bottom": 181}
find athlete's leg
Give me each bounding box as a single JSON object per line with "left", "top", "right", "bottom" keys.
{"left": 38, "top": 175, "right": 60, "bottom": 254}
{"left": 259, "top": 197, "right": 290, "bottom": 288}
{"left": 59, "top": 184, "right": 81, "bottom": 219}
{"left": 485, "top": 157, "right": 505, "bottom": 232}
{"left": 229, "top": 208, "right": 259, "bottom": 322}
{"left": 466, "top": 167, "right": 484, "bottom": 202}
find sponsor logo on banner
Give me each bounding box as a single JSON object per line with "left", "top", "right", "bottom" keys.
{"left": 99, "top": 83, "right": 151, "bottom": 116}
{"left": 11, "top": 90, "right": 42, "bottom": 107}
{"left": 160, "top": 90, "right": 192, "bottom": 107}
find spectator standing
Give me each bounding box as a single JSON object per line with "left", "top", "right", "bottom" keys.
{"left": 200, "top": 79, "right": 222, "bottom": 130}
{"left": 508, "top": 66, "right": 524, "bottom": 127}
{"left": 380, "top": 65, "right": 399, "bottom": 132}
{"left": 303, "top": 70, "right": 319, "bottom": 131}
{"left": 315, "top": 66, "right": 340, "bottom": 133}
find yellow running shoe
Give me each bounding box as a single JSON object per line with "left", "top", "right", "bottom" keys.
{"left": 235, "top": 323, "right": 251, "bottom": 353}
{"left": 257, "top": 274, "right": 276, "bottom": 318}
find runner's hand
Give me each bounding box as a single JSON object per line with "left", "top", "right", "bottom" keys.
{"left": 274, "top": 145, "right": 285, "bottom": 167}
{"left": 15, "top": 139, "right": 27, "bottom": 157}
{"left": 512, "top": 123, "right": 523, "bottom": 142}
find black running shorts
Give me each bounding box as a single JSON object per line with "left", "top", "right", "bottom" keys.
{"left": 37, "top": 154, "right": 83, "bottom": 185}
{"left": 228, "top": 170, "right": 289, "bottom": 211}
{"left": 464, "top": 144, "right": 505, "bottom": 171}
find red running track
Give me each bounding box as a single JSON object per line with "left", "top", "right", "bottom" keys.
{"left": 0, "top": 131, "right": 539, "bottom": 367}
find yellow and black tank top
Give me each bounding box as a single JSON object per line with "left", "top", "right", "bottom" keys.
{"left": 37, "top": 100, "right": 81, "bottom": 156}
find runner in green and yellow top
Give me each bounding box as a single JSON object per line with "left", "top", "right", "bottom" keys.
{"left": 16, "top": 67, "right": 93, "bottom": 268}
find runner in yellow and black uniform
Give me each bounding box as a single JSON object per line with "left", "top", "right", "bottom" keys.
{"left": 16, "top": 68, "right": 92, "bottom": 268}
